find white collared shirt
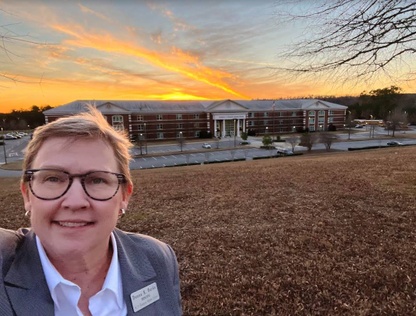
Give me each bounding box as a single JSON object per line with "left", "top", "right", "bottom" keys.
{"left": 36, "top": 233, "right": 127, "bottom": 316}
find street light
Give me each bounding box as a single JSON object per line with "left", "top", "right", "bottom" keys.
{"left": 1, "top": 129, "right": 7, "bottom": 165}
{"left": 178, "top": 131, "right": 184, "bottom": 152}
{"left": 139, "top": 133, "right": 143, "bottom": 155}
{"left": 144, "top": 123, "right": 147, "bottom": 154}
{"left": 347, "top": 111, "right": 352, "bottom": 140}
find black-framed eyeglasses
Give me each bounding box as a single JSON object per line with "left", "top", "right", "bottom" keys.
{"left": 23, "top": 169, "right": 127, "bottom": 201}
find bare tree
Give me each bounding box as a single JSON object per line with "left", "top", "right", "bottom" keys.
{"left": 276, "top": 1, "right": 416, "bottom": 82}
{"left": 319, "top": 132, "right": 338, "bottom": 151}
{"left": 1, "top": 12, "right": 48, "bottom": 84}
{"left": 285, "top": 135, "right": 300, "bottom": 153}
{"left": 387, "top": 108, "right": 408, "bottom": 137}
{"left": 299, "top": 132, "right": 319, "bottom": 152}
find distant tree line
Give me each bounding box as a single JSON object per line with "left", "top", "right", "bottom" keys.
{"left": 322, "top": 86, "right": 416, "bottom": 124}
{"left": 0, "top": 105, "right": 53, "bottom": 131}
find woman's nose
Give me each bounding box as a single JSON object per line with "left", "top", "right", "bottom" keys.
{"left": 61, "top": 178, "right": 90, "bottom": 208}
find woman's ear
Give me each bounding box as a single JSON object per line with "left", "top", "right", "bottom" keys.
{"left": 20, "top": 182, "right": 32, "bottom": 213}
{"left": 121, "top": 183, "right": 133, "bottom": 209}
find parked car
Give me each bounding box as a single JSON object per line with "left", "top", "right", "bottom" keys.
{"left": 277, "top": 148, "right": 294, "bottom": 156}
{"left": 202, "top": 143, "right": 212, "bottom": 149}
{"left": 3, "top": 134, "right": 17, "bottom": 140}
{"left": 387, "top": 141, "right": 404, "bottom": 146}
{"left": 355, "top": 124, "right": 364, "bottom": 128}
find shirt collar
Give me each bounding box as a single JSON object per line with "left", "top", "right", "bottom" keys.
{"left": 36, "top": 232, "right": 123, "bottom": 309}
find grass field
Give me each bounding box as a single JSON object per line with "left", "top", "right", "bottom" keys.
{"left": 1, "top": 147, "right": 415, "bottom": 315}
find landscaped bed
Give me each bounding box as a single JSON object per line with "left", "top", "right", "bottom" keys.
{"left": 1, "top": 147, "right": 415, "bottom": 315}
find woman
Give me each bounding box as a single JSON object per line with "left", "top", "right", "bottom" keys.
{"left": 0, "top": 106, "right": 182, "bottom": 315}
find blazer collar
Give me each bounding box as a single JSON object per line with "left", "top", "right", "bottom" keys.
{"left": 4, "top": 229, "right": 54, "bottom": 316}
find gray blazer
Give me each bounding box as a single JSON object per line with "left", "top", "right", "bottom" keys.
{"left": 0, "top": 227, "right": 182, "bottom": 315}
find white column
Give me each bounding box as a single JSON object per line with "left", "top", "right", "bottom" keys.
{"left": 237, "top": 119, "right": 241, "bottom": 137}
{"left": 222, "top": 120, "right": 226, "bottom": 138}
{"left": 214, "top": 119, "right": 217, "bottom": 137}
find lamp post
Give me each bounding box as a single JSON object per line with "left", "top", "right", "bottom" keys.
{"left": 144, "top": 123, "right": 147, "bottom": 154}
{"left": 347, "top": 111, "right": 352, "bottom": 140}
{"left": 272, "top": 103, "right": 276, "bottom": 141}
{"left": 387, "top": 111, "right": 391, "bottom": 136}
{"left": 139, "top": 133, "right": 143, "bottom": 155}
{"left": 178, "top": 131, "right": 184, "bottom": 152}
{"left": 1, "top": 128, "right": 7, "bottom": 165}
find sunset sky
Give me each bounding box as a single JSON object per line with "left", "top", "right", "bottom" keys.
{"left": 1, "top": 0, "right": 415, "bottom": 113}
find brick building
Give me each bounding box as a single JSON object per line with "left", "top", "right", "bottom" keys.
{"left": 44, "top": 99, "right": 348, "bottom": 141}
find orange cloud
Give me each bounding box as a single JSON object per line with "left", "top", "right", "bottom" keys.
{"left": 50, "top": 23, "right": 250, "bottom": 99}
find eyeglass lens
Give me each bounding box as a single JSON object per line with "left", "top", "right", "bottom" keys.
{"left": 29, "top": 170, "right": 121, "bottom": 200}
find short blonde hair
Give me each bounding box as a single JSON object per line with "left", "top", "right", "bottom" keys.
{"left": 22, "top": 105, "right": 133, "bottom": 188}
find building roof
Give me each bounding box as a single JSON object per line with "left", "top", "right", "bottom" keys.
{"left": 43, "top": 99, "right": 347, "bottom": 115}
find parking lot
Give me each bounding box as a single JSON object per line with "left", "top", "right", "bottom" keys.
{"left": 1, "top": 126, "right": 416, "bottom": 172}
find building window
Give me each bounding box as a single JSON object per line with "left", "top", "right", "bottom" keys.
{"left": 157, "top": 132, "right": 164, "bottom": 139}
{"left": 176, "top": 114, "right": 182, "bottom": 120}
{"left": 264, "top": 120, "right": 269, "bottom": 125}
{"left": 157, "top": 114, "right": 163, "bottom": 121}
{"left": 157, "top": 124, "right": 163, "bottom": 130}
{"left": 137, "top": 115, "right": 143, "bottom": 121}
{"left": 248, "top": 121, "right": 254, "bottom": 126}
{"left": 112, "top": 115, "right": 123, "bottom": 123}
{"left": 292, "top": 111, "right": 297, "bottom": 117}
{"left": 194, "top": 131, "right": 200, "bottom": 137}
{"left": 319, "top": 110, "right": 325, "bottom": 116}
{"left": 328, "top": 117, "right": 334, "bottom": 123}
{"left": 193, "top": 114, "right": 199, "bottom": 119}
{"left": 309, "top": 118, "right": 315, "bottom": 124}
{"left": 329, "top": 110, "right": 334, "bottom": 115}
{"left": 309, "top": 111, "right": 315, "bottom": 117}
{"left": 177, "top": 123, "right": 184, "bottom": 129}
{"left": 194, "top": 122, "right": 199, "bottom": 127}
{"left": 248, "top": 112, "right": 253, "bottom": 118}
{"left": 138, "top": 124, "right": 144, "bottom": 131}
{"left": 112, "top": 115, "right": 124, "bottom": 131}
{"left": 264, "top": 112, "right": 269, "bottom": 117}
{"left": 176, "top": 132, "right": 183, "bottom": 138}
{"left": 309, "top": 125, "right": 315, "bottom": 132}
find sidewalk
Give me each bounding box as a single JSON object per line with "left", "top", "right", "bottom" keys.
{"left": 0, "top": 166, "right": 22, "bottom": 177}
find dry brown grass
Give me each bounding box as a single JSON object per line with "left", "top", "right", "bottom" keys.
{"left": 1, "top": 147, "right": 415, "bottom": 315}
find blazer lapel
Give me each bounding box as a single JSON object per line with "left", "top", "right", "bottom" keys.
{"left": 114, "top": 229, "right": 157, "bottom": 314}
{"left": 4, "top": 230, "right": 54, "bottom": 316}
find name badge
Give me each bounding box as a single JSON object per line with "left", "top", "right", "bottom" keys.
{"left": 130, "top": 282, "right": 160, "bottom": 312}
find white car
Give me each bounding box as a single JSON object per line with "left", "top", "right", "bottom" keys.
{"left": 202, "top": 143, "right": 212, "bottom": 149}
{"left": 277, "top": 148, "right": 294, "bottom": 156}
{"left": 4, "top": 134, "right": 17, "bottom": 140}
